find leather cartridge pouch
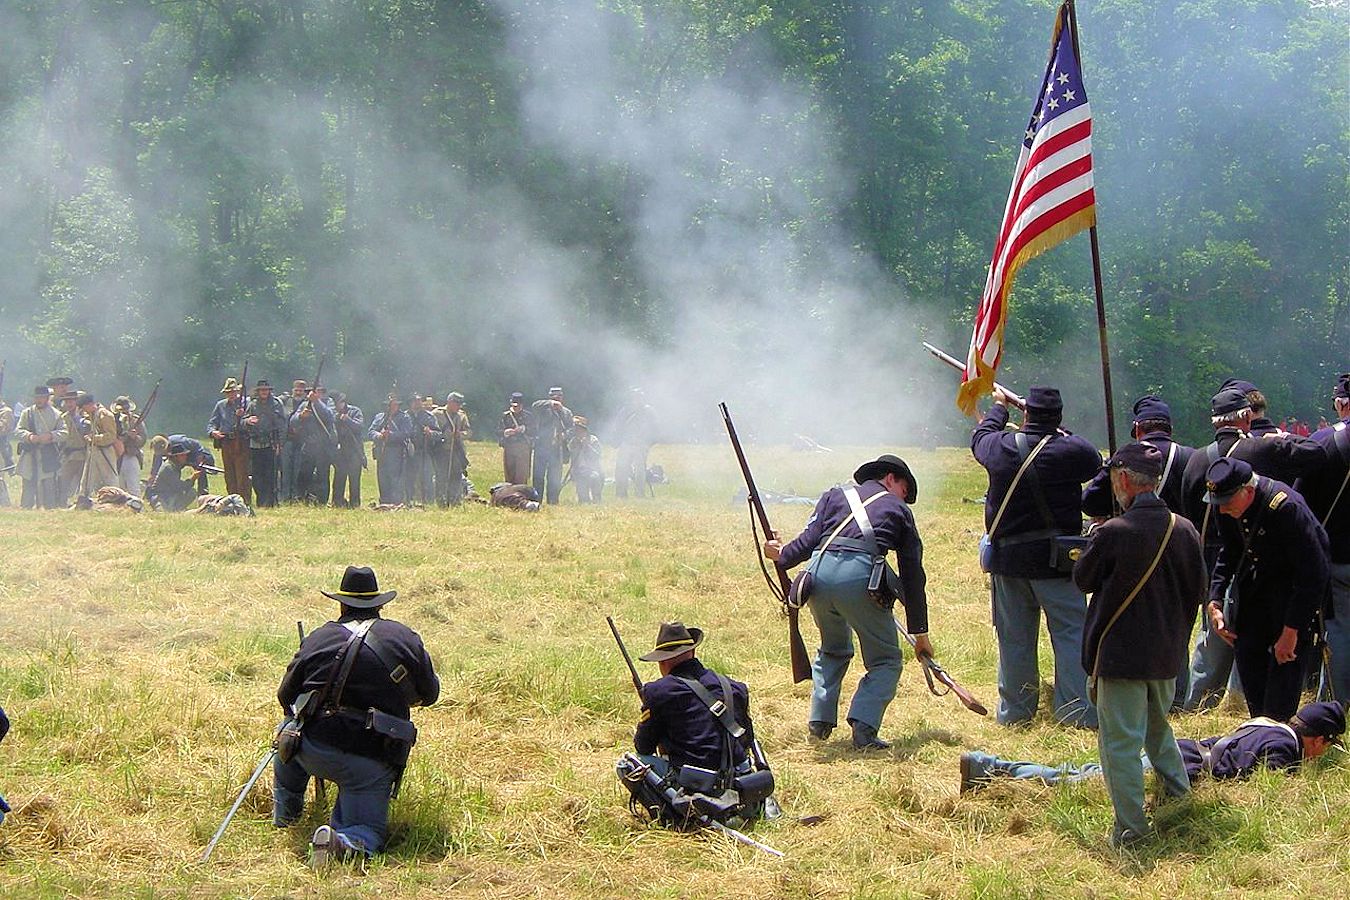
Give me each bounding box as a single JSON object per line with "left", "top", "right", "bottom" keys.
{"left": 1051, "top": 535, "right": 1091, "bottom": 575}
{"left": 732, "top": 769, "right": 776, "bottom": 806}
{"left": 366, "top": 708, "right": 418, "bottom": 769}
{"left": 675, "top": 765, "right": 720, "bottom": 795}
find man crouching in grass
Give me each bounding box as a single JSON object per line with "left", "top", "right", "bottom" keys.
{"left": 273, "top": 566, "right": 439, "bottom": 868}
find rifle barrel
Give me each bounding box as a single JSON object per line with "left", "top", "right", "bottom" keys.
{"left": 704, "top": 817, "right": 784, "bottom": 858}
{"left": 921, "top": 342, "right": 1027, "bottom": 410}
{"left": 607, "top": 616, "right": 644, "bottom": 697}
{"left": 719, "top": 402, "right": 811, "bottom": 685}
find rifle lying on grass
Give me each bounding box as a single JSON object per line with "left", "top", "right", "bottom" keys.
{"left": 607, "top": 616, "right": 783, "bottom": 858}
{"left": 718, "top": 403, "right": 811, "bottom": 684}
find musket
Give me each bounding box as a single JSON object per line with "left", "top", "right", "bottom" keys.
{"left": 922, "top": 342, "right": 1028, "bottom": 409}
{"left": 719, "top": 403, "right": 811, "bottom": 684}
{"left": 895, "top": 620, "right": 988, "bottom": 716}
{"left": 606, "top": 616, "right": 644, "bottom": 697}
{"left": 236, "top": 360, "right": 249, "bottom": 445}
{"left": 133, "top": 379, "right": 162, "bottom": 429}
{"left": 705, "top": 817, "right": 784, "bottom": 858}
{"left": 307, "top": 354, "right": 334, "bottom": 441}
{"left": 923, "top": 342, "right": 1072, "bottom": 438}
{"left": 0, "top": 358, "right": 6, "bottom": 399}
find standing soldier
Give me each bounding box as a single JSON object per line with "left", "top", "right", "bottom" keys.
{"left": 330, "top": 392, "right": 366, "bottom": 509}
{"left": 530, "top": 386, "right": 573, "bottom": 505}
{"left": 1082, "top": 395, "right": 1194, "bottom": 519}
{"left": 1295, "top": 373, "right": 1350, "bottom": 700}
{"left": 290, "top": 385, "right": 338, "bottom": 505}
{"left": 244, "top": 380, "right": 288, "bottom": 508}
{"left": 15, "top": 385, "right": 66, "bottom": 508}
{"left": 75, "top": 394, "right": 121, "bottom": 502}
{"left": 406, "top": 394, "right": 441, "bottom": 505}
{"left": 1222, "top": 379, "right": 1283, "bottom": 437}
{"left": 1179, "top": 387, "right": 1328, "bottom": 711}
{"left": 1204, "top": 457, "right": 1330, "bottom": 720}
{"left": 111, "top": 396, "right": 146, "bottom": 498}
{"left": 367, "top": 394, "right": 413, "bottom": 506}
{"left": 435, "top": 392, "right": 471, "bottom": 507}
{"left": 47, "top": 377, "right": 74, "bottom": 404}
{"left": 1072, "top": 442, "right": 1206, "bottom": 847}
{"left": 499, "top": 392, "right": 533, "bottom": 485}
{"left": 280, "top": 380, "right": 308, "bottom": 502}
{"left": 614, "top": 388, "right": 658, "bottom": 499}
{"left": 568, "top": 416, "right": 605, "bottom": 504}
{"left": 972, "top": 386, "right": 1102, "bottom": 729}
{"left": 765, "top": 454, "right": 933, "bottom": 750}
{"left": 56, "top": 389, "right": 88, "bottom": 506}
{"left": 0, "top": 393, "right": 14, "bottom": 506}
{"left": 208, "top": 377, "right": 251, "bottom": 502}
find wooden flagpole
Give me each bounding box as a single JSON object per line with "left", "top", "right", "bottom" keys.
{"left": 1064, "top": 0, "right": 1118, "bottom": 454}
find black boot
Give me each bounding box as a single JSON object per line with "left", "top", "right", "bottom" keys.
{"left": 850, "top": 720, "right": 891, "bottom": 751}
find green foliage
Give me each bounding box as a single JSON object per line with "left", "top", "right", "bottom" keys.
{"left": 0, "top": 0, "right": 1344, "bottom": 437}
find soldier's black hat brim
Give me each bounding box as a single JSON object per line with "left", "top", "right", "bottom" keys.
{"left": 638, "top": 626, "right": 704, "bottom": 662}
{"left": 853, "top": 454, "right": 919, "bottom": 503}
{"left": 321, "top": 565, "right": 397, "bottom": 608}
{"left": 321, "top": 588, "right": 398, "bottom": 609}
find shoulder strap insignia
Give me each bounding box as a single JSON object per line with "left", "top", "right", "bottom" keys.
{"left": 1269, "top": 490, "right": 1287, "bottom": 510}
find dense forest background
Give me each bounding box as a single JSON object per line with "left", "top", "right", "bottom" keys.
{"left": 0, "top": 0, "right": 1345, "bottom": 444}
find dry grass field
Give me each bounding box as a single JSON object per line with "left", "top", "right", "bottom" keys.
{"left": 0, "top": 442, "right": 1346, "bottom": 898}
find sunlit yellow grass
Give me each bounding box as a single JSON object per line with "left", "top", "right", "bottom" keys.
{"left": 0, "top": 443, "right": 1345, "bottom": 897}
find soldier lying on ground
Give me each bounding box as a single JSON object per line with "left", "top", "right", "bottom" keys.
{"left": 959, "top": 700, "right": 1344, "bottom": 793}
{"left": 488, "top": 482, "right": 542, "bottom": 511}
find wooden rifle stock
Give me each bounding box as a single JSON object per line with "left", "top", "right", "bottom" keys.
{"left": 897, "top": 625, "right": 988, "bottom": 716}
{"left": 718, "top": 403, "right": 811, "bottom": 685}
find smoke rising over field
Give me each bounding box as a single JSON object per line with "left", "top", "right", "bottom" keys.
{"left": 0, "top": 2, "right": 1343, "bottom": 445}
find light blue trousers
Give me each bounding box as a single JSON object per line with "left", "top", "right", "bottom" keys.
{"left": 990, "top": 574, "right": 1096, "bottom": 728}
{"left": 1324, "top": 563, "right": 1350, "bottom": 702}
{"left": 806, "top": 551, "right": 901, "bottom": 731}
{"left": 1096, "top": 677, "right": 1190, "bottom": 840}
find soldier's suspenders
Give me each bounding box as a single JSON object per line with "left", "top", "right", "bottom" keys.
{"left": 1199, "top": 439, "right": 1242, "bottom": 543}
{"left": 1159, "top": 441, "right": 1179, "bottom": 497}
{"left": 361, "top": 621, "right": 423, "bottom": 706}
{"left": 1320, "top": 423, "right": 1350, "bottom": 527}
{"left": 675, "top": 674, "right": 745, "bottom": 741}
{"left": 1199, "top": 718, "right": 1295, "bottom": 775}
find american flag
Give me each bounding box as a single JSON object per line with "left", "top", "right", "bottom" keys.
{"left": 958, "top": 1, "right": 1096, "bottom": 415}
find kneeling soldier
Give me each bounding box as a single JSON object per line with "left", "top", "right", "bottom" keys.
{"left": 273, "top": 566, "right": 439, "bottom": 867}
{"left": 617, "top": 622, "right": 775, "bottom": 829}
